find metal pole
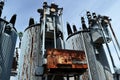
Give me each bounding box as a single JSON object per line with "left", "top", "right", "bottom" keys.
{"left": 60, "top": 13, "right": 65, "bottom": 49}
{"left": 42, "top": 8, "right": 46, "bottom": 57}
{"left": 53, "top": 16, "right": 56, "bottom": 48}
{"left": 81, "top": 32, "right": 92, "bottom": 80}
{"left": 97, "top": 19, "right": 116, "bottom": 68}
{"left": 110, "top": 34, "right": 120, "bottom": 60}
{"left": 108, "top": 21, "right": 120, "bottom": 57}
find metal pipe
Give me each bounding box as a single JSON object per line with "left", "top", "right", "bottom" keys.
{"left": 108, "top": 21, "right": 120, "bottom": 55}
{"left": 53, "top": 16, "right": 56, "bottom": 48}
{"left": 81, "top": 32, "right": 92, "bottom": 80}
{"left": 110, "top": 33, "right": 120, "bottom": 61}
{"left": 42, "top": 2, "right": 48, "bottom": 57}
{"left": 97, "top": 18, "right": 116, "bottom": 68}
{"left": 60, "top": 13, "right": 65, "bottom": 49}
{"left": 42, "top": 8, "right": 46, "bottom": 57}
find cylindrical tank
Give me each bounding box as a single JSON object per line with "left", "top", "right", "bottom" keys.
{"left": 18, "top": 24, "right": 42, "bottom": 80}
{"left": 66, "top": 30, "right": 114, "bottom": 80}
{"left": 0, "top": 18, "right": 17, "bottom": 80}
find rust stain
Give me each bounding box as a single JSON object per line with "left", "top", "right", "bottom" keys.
{"left": 47, "top": 49, "right": 88, "bottom": 69}
{"left": 30, "top": 37, "right": 34, "bottom": 58}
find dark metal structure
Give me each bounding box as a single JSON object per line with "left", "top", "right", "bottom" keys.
{"left": 0, "top": 1, "right": 17, "bottom": 80}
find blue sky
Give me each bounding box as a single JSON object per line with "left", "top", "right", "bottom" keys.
{"left": 2, "top": 0, "right": 119, "bottom": 32}
{"left": 2, "top": 0, "right": 120, "bottom": 80}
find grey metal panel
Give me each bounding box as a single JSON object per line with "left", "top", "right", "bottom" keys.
{"left": 81, "top": 32, "right": 100, "bottom": 80}
{"left": 91, "top": 28, "right": 111, "bottom": 43}
{"left": 66, "top": 31, "right": 84, "bottom": 51}
{"left": 95, "top": 44, "right": 111, "bottom": 71}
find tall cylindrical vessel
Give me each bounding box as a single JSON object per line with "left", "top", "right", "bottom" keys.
{"left": 66, "top": 31, "right": 111, "bottom": 80}
{"left": 18, "top": 24, "right": 43, "bottom": 80}
{"left": 0, "top": 18, "right": 17, "bottom": 80}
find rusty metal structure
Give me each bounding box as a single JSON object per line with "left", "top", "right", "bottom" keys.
{"left": 18, "top": 2, "right": 120, "bottom": 80}
{"left": 0, "top": 0, "right": 18, "bottom": 80}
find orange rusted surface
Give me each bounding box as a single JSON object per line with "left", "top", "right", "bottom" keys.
{"left": 47, "top": 49, "right": 88, "bottom": 69}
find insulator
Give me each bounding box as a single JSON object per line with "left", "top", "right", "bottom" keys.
{"left": 43, "top": 2, "right": 48, "bottom": 8}
{"left": 51, "top": 2, "right": 58, "bottom": 9}
{"left": 81, "top": 17, "right": 88, "bottom": 30}
{"left": 81, "top": 17, "right": 85, "bottom": 24}
{"left": 0, "top": 1, "right": 4, "bottom": 17}
{"left": 67, "top": 22, "right": 73, "bottom": 35}
{"left": 37, "top": 9, "right": 43, "bottom": 14}
{"left": 73, "top": 25, "right": 77, "bottom": 32}
{"left": 9, "top": 14, "right": 17, "bottom": 26}
{"left": 92, "top": 12, "right": 97, "bottom": 19}
{"left": 29, "top": 18, "right": 34, "bottom": 26}
{"left": 86, "top": 11, "right": 92, "bottom": 20}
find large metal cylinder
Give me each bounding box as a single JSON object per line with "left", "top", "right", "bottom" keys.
{"left": 18, "top": 24, "right": 43, "bottom": 80}
{"left": 66, "top": 30, "right": 114, "bottom": 80}
{"left": 0, "top": 18, "right": 17, "bottom": 80}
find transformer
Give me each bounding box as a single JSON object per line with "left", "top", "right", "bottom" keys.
{"left": 18, "top": 2, "right": 120, "bottom": 80}
{"left": 0, "top": 1, "right": 17, "bottom": 80}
